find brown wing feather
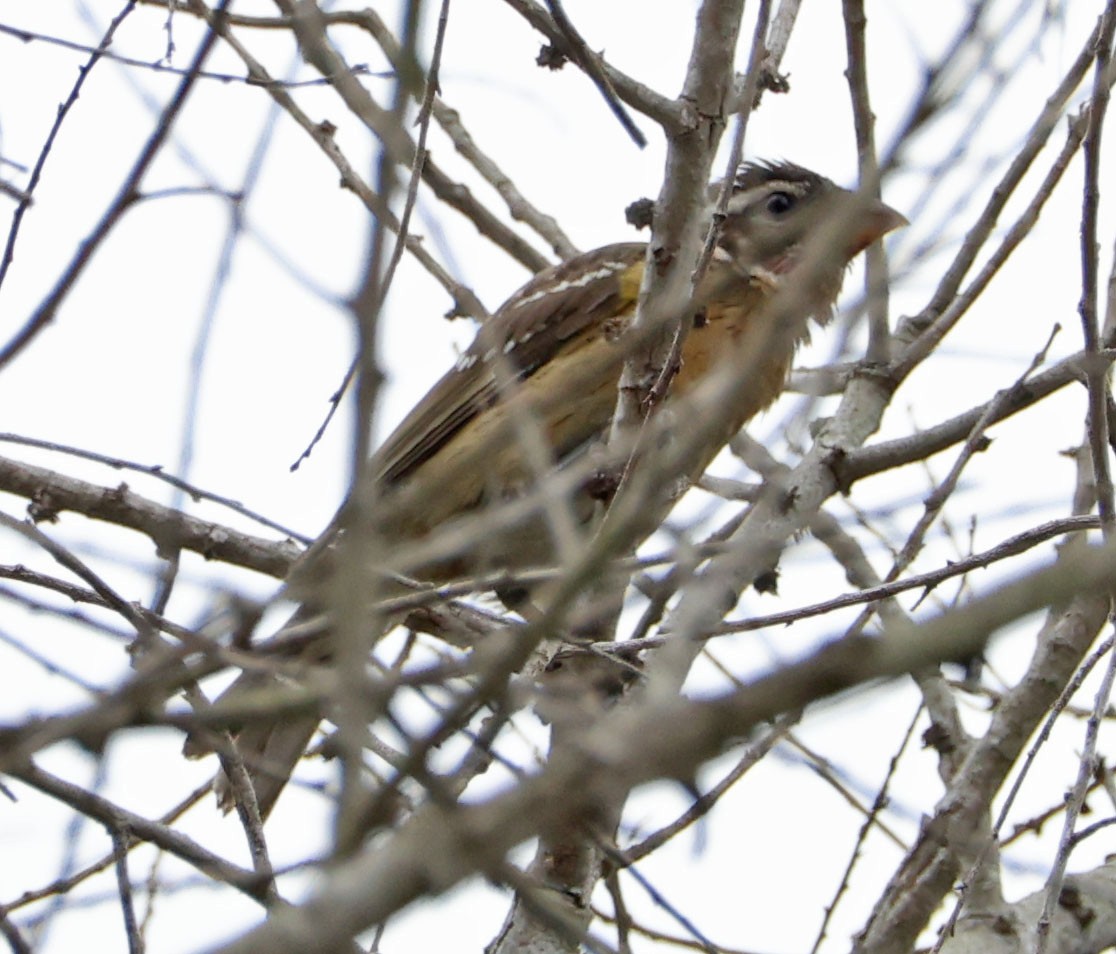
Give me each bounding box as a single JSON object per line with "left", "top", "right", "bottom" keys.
{"left": 373, "top": 362, "right": 496, "bottom": 486}
{"left": 373, "top": 243, "right": 646, "bottom": 485}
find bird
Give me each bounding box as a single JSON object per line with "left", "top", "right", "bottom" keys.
{"left": 186, "top": 160, "right": 906, "bottom": 819}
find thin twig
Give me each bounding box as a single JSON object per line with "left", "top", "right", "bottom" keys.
{"left": 0, "top": 3, "right": 139, "bottom": 292}
{"left": 0, "top": 21, "right": 383, "bottom": 88}
{"left": 0, "top": 0, "right": 228, "bottom": 371}
{"left": 892, "top": 18, "right": 1103, "bottom": 378}
{"left": 186, "top": 0, "right": 491, "bottom": 321}
{"left": 0, "top": 453, "right": 300, "bottom": 578}
{"left": 810, "top": 705, "right": 922, "bottom": 954}
{"left": 0, "top": 433, "right": 310, "bottom": 543}
{"left": 11, "top": 762, "right": 272, "bottom": 903}
{"left": 842, "top": 0, "right": 892, "bottom": 364}
{"left": 544, "top": 0, "right": 647, "bottom": 148}
{"left": 501, "top": 0, "right": 680, "bottom": 130}
{"left": 845, "top": 326, "right": 1062, "bottom": 639}
{"left": 109, "top": 826, "right": 143, "bottom": 954}
{"left": 1076, "top": 3, "right": 1116, "bottom": 534}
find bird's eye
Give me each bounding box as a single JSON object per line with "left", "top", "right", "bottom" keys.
{"left": 765, "top": 191, "right": 795, "bottom": 216}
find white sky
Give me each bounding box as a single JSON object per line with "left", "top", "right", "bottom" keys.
{"left": 0, "top": 1, "right": 1112, "bottom": 951}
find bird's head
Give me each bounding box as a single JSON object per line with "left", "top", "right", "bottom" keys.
{"left": 714, "top": 160, "right": 906, "bottom": 281}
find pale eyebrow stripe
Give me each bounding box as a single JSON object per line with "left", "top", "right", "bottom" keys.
{"left": 725, "top": 178, "right": 812, "bottom": 215}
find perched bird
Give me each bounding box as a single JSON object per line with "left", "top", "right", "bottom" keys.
{"left": 188, "top": 160, "right": 905, "bottom": 818}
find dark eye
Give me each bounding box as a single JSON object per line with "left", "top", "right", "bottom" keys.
{"left": 765, "top": 191, "right": 795, "bottom": 215}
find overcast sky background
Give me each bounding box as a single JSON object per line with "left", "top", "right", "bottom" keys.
{"left": 0, "top": 1, "right": 1112, "bottom": 951}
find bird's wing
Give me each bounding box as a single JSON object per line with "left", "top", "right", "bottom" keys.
{"left": 373, "top": 242, "right": 646, "bottom": 485}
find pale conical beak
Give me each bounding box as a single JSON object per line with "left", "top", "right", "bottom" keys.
{"left": 848, "top": 200, "right": 908, "bottom": 255}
